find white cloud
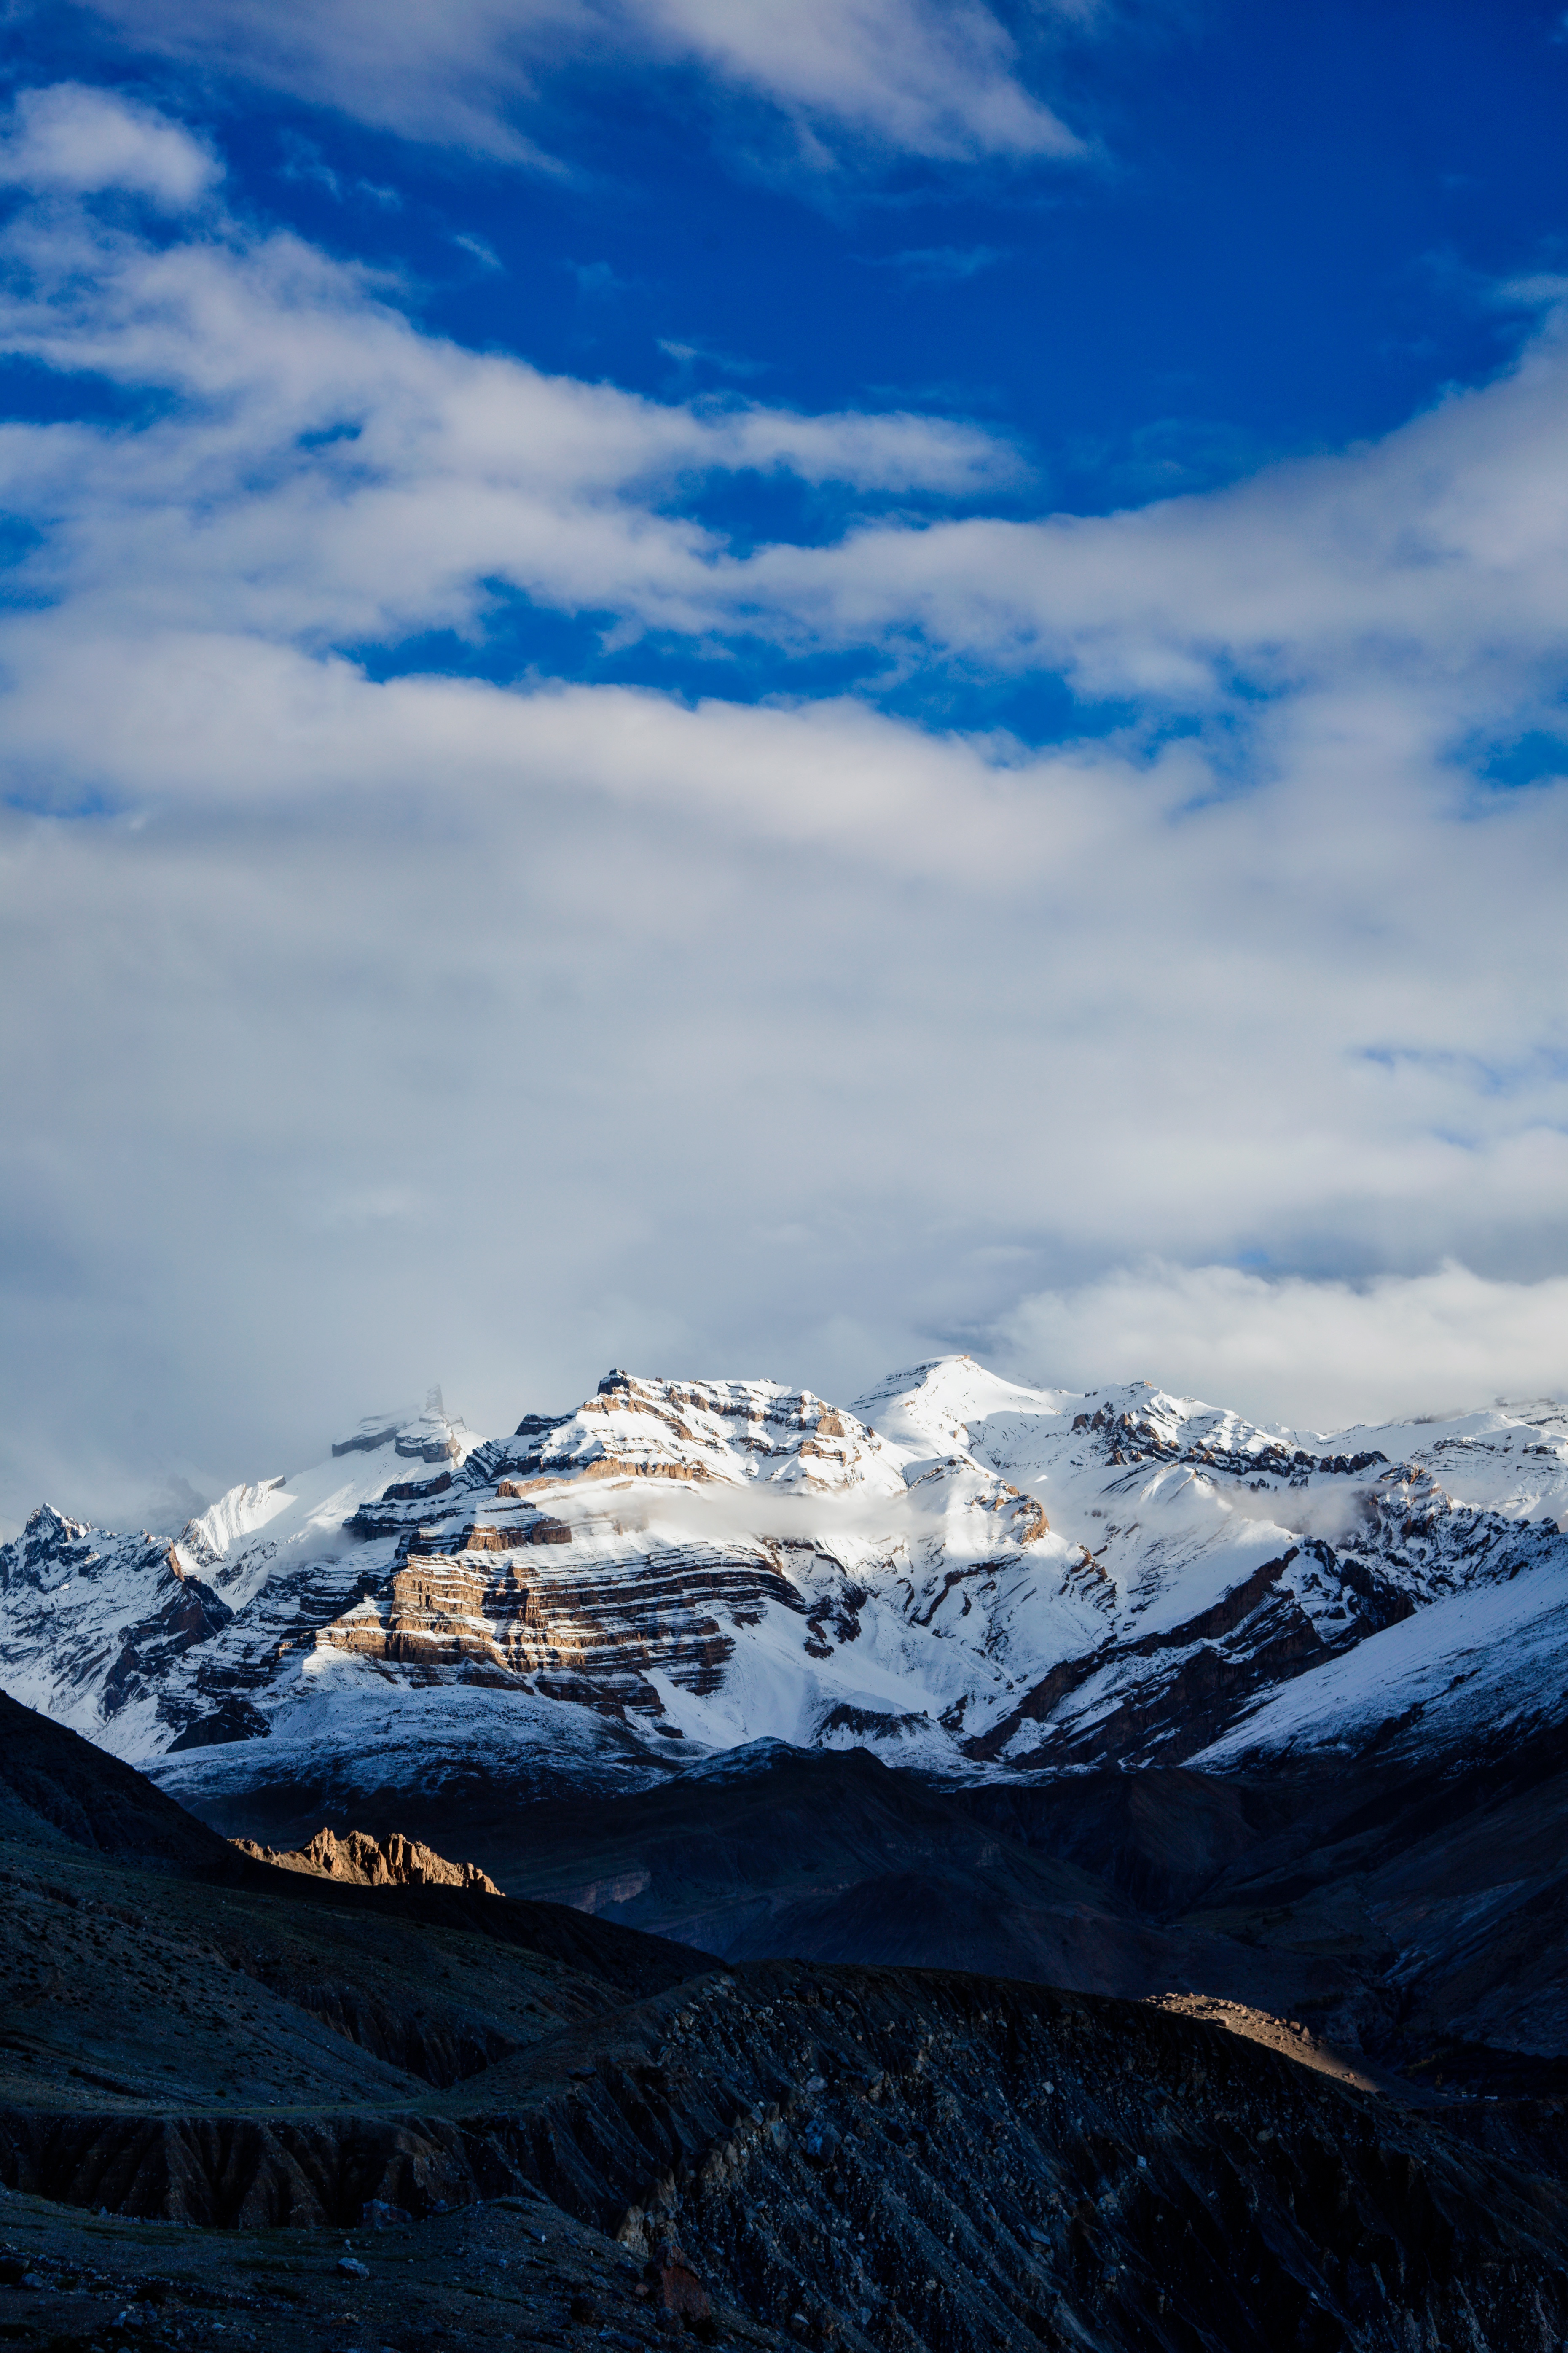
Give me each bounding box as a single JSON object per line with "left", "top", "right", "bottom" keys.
{"left": 6, "top": 629, "right": 1568, "bottom": 1525}
{"left": 636, "top": 0, "right": 1081, "bottom": 162}
{"left": 996, "top": 1262, "right": 1568, "bottom": 1435}
{"left": 26, "top": 131, "right": 1568, "bottom": 757}
{"left": 0, "top": 160, "right": 1020, "bottom": 653}
{"left": 16, "top": 145, "right": 1555, "bottom": 737}
{"left": 78, "top": 0, "right": 583, "bottom": 166}
{"left": 0, "top": 82, "right": 220, "bottom": 208}
{"left": 710, "top": 315, "right": 1568, "bottom": 703}
{"left": 33, "top": 124, "right": 1568, "bottom": 746}
{"left": 78, "top": 0, "right": 1083, "bottom": 167}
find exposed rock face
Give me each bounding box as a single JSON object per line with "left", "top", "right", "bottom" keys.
{"left": 234, "top": 1824, "right": 502, "bottom": 1896}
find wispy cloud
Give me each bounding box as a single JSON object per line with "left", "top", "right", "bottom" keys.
{"left": 453, "top": 231, "right": 503, "bottom": 270}
{"left": 876, "top": 244, "right": 1005, "bottom": 282}
{"left": 75, "top": 0, "right": 1087, "bottom": 172}
{"left": 277, "top": 134, "right": 405, "bottom": 209}
{"left": 564, "top": 257, "right": 631, "bottom": 300}
{"left": 657, "top": 336, "right": 771, "bottom": 381}
{"left": 0, "top": 81, "right": 220, "bottom": 207}
{"left": 277, "top": 131, "right": 341, "bottom": 199}
{"left": 641, "top": 0, "right": 1082, "bottom": 165}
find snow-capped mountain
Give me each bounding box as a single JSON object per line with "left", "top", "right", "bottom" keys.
{"left": 3, "top": 1361, "right": 1566, "bottom": 1812}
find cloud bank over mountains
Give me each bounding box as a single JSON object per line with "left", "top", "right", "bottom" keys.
{"left": 2, "top": 66, "right": 1567, "bottom": 1527}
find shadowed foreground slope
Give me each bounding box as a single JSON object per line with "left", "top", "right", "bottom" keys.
{"left": 211, "top": 1731, "right": 1568, "bottom": 2079}
{"left": 2, "top": 1696, "right": 1568, "bottom": 2353}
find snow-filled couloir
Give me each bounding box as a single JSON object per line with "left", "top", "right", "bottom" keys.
{"left": 2, "top": 1361, "right": 1566, "bottom": 1804}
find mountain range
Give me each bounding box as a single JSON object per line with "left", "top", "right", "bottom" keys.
{"left": 5, "top": 1356, "right": 1565, "bottom": 1799}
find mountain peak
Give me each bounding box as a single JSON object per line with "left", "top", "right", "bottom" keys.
{"left": 329, "top": 1398, "right": 474, "bottom": 1468}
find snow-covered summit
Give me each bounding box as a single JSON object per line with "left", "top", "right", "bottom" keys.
{"left": 501, "top": 1369, "right": 910, "bottom": 1497}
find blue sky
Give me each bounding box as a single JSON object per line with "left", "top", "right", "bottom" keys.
{"left": 4, "top": 0, "right": 1568, "bottom": 1524}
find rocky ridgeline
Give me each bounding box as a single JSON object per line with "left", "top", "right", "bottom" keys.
{"left": 1069, "top": 1398, "right": 1391, "bottom": 1477}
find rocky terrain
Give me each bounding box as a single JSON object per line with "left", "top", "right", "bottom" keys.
{"left": 180, "top": 1723, "right": 1568, "bottom": 2091}
{"left": 4, "top": 1691, "right": 1568, "bottom": 2353}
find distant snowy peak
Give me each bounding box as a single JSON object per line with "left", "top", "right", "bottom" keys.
{"left": 852, "top": 1357, "right": 1077, "bottom": 1460}
{"left": 329, "top": 1388, "right": 481, "bottom": 1468}
{"left": 0, "top": 1503, "right": 232, "bottom": 1733}
{"left": 853, "top": 1363, "right": 1394, "bottom": 1531}
{"left": 175, "top": 1396, "right": 483, "bottom": 1587}
{"left": 3, "top": 1356, "right": 1566, "bottom": 1804}
{"left": 867, "top": 1358, "right": 1568, "bottom": 1527}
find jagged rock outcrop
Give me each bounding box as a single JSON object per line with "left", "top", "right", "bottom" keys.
{"left": 234, "top": 1824, "right": 502, "bottom": 1896}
